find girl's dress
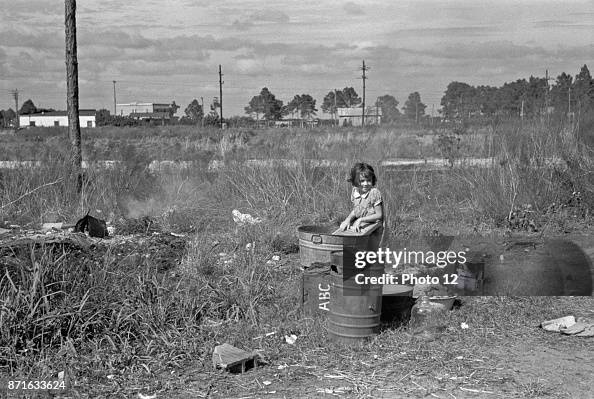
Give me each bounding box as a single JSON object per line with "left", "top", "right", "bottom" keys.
{"left": 351, "top": 186, "right": 383, "bottom": 229}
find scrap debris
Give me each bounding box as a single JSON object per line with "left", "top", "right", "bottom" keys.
{"left": 74, "top": 210, "right": 109, "bottom": 238}
{"left": 232, "top": 209, "right": 263, "bottom": 226}
{"left": 212, "top": 343, "right": 260, "bottom": 373}
{"left": 541, "top": 315, "right": 594, "bottom": 337}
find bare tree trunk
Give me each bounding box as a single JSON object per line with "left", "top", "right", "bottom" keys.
{"left": 65, "top": 0, "right": 81, "bottom": 174}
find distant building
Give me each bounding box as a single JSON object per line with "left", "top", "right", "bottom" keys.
{"left": 116, "top": 102, "right": 174, "bottom": 123}
{"left": 19, "top": 110, "right": 96, "bottom": 128}
{"left": 337, "top": 107, "right": 382, "bottom": 126}
{"left": 273, "top": 115, "right": 318, "bottom": 128}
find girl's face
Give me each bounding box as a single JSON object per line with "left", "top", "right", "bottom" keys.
{"left": 358, "top": 173, "right": 373, "bottom": 193}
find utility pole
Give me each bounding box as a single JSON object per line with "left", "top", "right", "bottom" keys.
{"left": 112, "top": 80, "right": 117, "bottom": 115}
{"left": 568, "top": 87, "right": 572, "bottom": 124}
{"left": 219, "top": 64, "right": 224, "bottom": 129}
{"left": 334, "top": 89, "right": 337, "bottom": 126}
{"left": 200, "top": 96, "right": 204, "bottom": 128}
{"left": 544, "top": 69, "right": 554, "bottom": 116}
{"left": 361, "top": 60, "right": 369, "bottom": 126}
{"left": 10, "top": 89, "right": 19, "bottom": 128}
{"left": 65, "top": 0, "right": 82, "bottom": 173}
{"left": 545, "top": 69, "right": 549, "bottom": 112}
{"left": 415, "top": 97, "right": 418, "bottom": 124}
{"left": 520, "top": 100, "right": 524, "bottom": 120}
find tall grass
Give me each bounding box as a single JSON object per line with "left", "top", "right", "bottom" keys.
{"left": 0, "top": 119, "right": 592, "bottom": 391}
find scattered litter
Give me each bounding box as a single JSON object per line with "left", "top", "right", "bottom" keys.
{"left": 170, "top": 232, "right": 185, "bottom": 237}
{"left": 271, "top": 255, "right": 280, "bottom": 261}
{"left": 284, "top": 334, "right": 298, "bottom": 345}
{"left": 317, "top": 386, "right": 353, "bottom": 394}
{"left": 540, "top": 315, "right": 576, "bottom": 332}
{"left": 576, "top": 325, "right": 594, "bottom": 337}
{"left": 541, "top": 315, "right": 593, "bottom": 337}
{"left": 57, "top": 371, "right": 65, "bottom": 380}
{"left": 218, "top": 252, "right": 227, "bottom": 257}
{"left": 455, "top": 356, "right": 463, "bottom": 360}
{"left": 138, "top": 394, "right": 157, "bottom": 399}
{"left": 245, "top": 242, "right": 254, "bottom": 251}
{"left": 460, "top": 322, "right": 469, "bottom": 329}
{"left": 232, "top": 209, "right": 263, "bottom": 226}
{"left": 460, "top": 387, "right": 496, "bottom": 395}
{"left": 41, "top": 222, "right": 63, "bottom": 231}
{"left": 262, "top": 381, "right": 272, "bottom": 386}
{"left": 107, "top": 375, "right": 115, "bottom": 380}
{"left": 277, "top": 364, "right": 288, "bottom": 370}
{"left": 212, "top": 343, "right": 259, "bottom": 373}
{"left": 561, "top": 323, "right": 587, "bottom": 335}
{"left": 74, "top": 211, "right": 108, "bottom": 238}
{"left": 253, "top": 332, "right": 276, "bottom": 340}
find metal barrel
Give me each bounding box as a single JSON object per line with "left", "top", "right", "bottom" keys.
{"left": 297, "top": 225, "right": 371, "bottom": 268}
{"left": 302, "top": 263, "right": 332, "bottom": 314}
{"left": 327, "top": 271, "right": 383, "bottom": 344}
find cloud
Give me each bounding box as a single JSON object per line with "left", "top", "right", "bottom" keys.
{"left": 234, "top": 58, "right": 265, "bottom": 75}
{"left": 409, "top": 41, "right": 549, "bottom": 60}
{"left": 249, "top": 9, "right": 290, "bottom": 23}
{"left": 79, "top": 29, "right": 153, "bottom": 49}
{"left": 533, "top": 20, "right": 594, "bottom": 29}
{"left": 2, "top": 1, "right": 61, "bottom": 18}
{"left": 0, "top": 48, "right": 7, "bottom": 76}
{"left": 5, "top": 51, "right": 64, "bottom": 78}
{"left": 231, "top": 9, "right": 290, "bottom": 30}
{"left": 343, "top": 2, "right": 365, "bottom": 15}
{"left": 0, "top": 28, "right": 63, "bottom": 50}
{"left": 232, "top": 19, "right": 255, "bottom": 31}
{"left": 392, "top": 26, "right": 495, "bottom": 38}
{"left": 554, "top": 44, "right": 594, "bottom": 59}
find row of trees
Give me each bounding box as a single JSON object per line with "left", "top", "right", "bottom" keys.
{"left": 239, "top": 87, "right": 427, "bottom": 123}
{"left": 3, "top": 65, "right": 591, "bottom": 128}
{"left": 0, "top": 99, "right": 57, "bottom": 128}
{"left": 441, "top": 65, "right": 594, "bottom": 120}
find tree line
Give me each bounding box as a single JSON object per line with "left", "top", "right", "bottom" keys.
{"left": 441, "top": 65, "right": 593, "bottom": 121}
{"left": 2, "top": 64, "right": 591, "bottom": 128}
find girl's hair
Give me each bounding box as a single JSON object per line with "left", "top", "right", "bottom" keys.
{"left": 347, "top": 162, "right": 377, "bottom": 187}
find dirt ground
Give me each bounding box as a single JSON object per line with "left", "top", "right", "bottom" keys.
{"left": 161, "top": 231, "right": 594, "bottom": 399}
{"left": 4, "top": 226, "right": 592, "bottom": 398}
{"left": 164, "top": 307, "right": 594, "bottom": 399}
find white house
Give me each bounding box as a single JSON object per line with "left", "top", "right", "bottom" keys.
{"left": 337, "top": 107, "right": 382, "bottom": 126}
{"left": 19, "top": 110, "right": 96, "bottom": 128}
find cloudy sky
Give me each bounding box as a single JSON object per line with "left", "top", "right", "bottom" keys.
{"left": 1, "top": 0, "right": 593, "bottom": 117}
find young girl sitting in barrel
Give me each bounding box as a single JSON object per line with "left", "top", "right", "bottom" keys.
{"left": 339, "top": 162, "right": 383, "bottom": 234}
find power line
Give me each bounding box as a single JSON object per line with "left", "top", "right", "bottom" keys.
{"left": 219, "top": 64, "right": 224, "bottom": 128}
{"left": 112, "top": 80, "right": 117, "bottom": 114}
{"left": 360, "top": 60, "right": 369, "bottom": 126}
{"left": 9, "top": 89, "right": 19, "bottom": 127}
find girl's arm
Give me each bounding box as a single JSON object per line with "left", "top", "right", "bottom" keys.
{"left": 352, "top": 203, "right": 383, "bottom": 231}
{"left": 340, "top": 210, "right": 357, "bottom": 230}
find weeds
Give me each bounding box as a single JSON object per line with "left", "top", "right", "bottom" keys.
{"left": 0, "top": 120, "right": 592, "bottom": 396}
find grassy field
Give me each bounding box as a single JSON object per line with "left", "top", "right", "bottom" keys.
{"left": 0, "top": 118, "right": 593, "bottom": 397}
